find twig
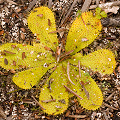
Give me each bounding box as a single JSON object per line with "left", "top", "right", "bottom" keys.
{"left": 89, "top": 1, "right": 120, "bottom": 9}
{"left": 96, "top": 0, "right": 100, "bottom": 6}
{"left": 31, "top": 96, "right": 45, "bottom": 110}
{"left": 105, "top": 91, "right": 116, "bottom": 101}
{"left": 49, "top": 27, "right": 67, "bottom": 34}
{"left": 0, "top": 0, "right": 4, "bottom": 4}
{"left": 23, "top": 101, "right": 36, "bottom": 105}
{"left": 81, "top": 15, "right": 89, "bottom": 31}
{"left": 80, "top": 81, "right": 89, "bottom": 99}
{"left": 44, "top": 46, "right": 54, "bottom": 55}
{"left": 101, "top": 17, "right": 120, "bottom": 27}
{"left": 0, "top": 105, "right": 7, "bottom": 120}
{"left": 0, "top": 71, "right": 4, "bottom": 75}
{"left": 6, "top": 0, "right": 17, "bottom": 5}
{"left": 26, "top": 113, "right": 32, "bottom": 120}
{"left": 52, "top": 65, "right": 57, "bottom": 71}
{"left": 81, "top": 0, "right": 92, "bottom": 12}
{"left": 103, "top": 102, "right": 118, "bottom": 110}
{"left": 25, "top": 0, "right": 37, "bottom": 13}
{"left": 64, "top": 85, "right": 83, "bottom": 100}
{"left": 112, "top": 1, "right": 120, "bottom": 6}
{"left": 47, "top": 78, "right": 54, "bottom": 92}
{"left": 59, "top": 55, "right": 71, "bottom": 62}
{"left": 56, "top": 44, "right": 62, "bottom": 62}
{"left": 78, "top": 60, "right": 81, "bottom": 77}
{"left": 102, "top": 112, "right": 109, "bottom": 120}
{"left": 58, "top": 99, "right": 66, "bottom": 104}
{"left": 48, "top": 0, "right": 52, "bottom": 8}
{"left": 55, "top": 105, "right": 62, "bottom": 109}
{"left": 60, "top": 0, "right": 79, "bottom": 26}
{"left": 11, "top": 7, "right": 23, "bottom": 22}
{"left": 41, "top": 0, "right": 46, "bottom": 5}
{"left": 38, "top": 65, "right": 57, "bottom": 87}
{"left": 41, "top": 99, "right": 56, "bottom": 103}
{"left": 67, "top": 114, "right": 87, "bottom": 118}
{"left": 60, "top": 50, "right": 74, "bottom": 59}
{"left": 58, "top": 8, "right": 65, "bottom": 25}
{"left": 67, "top": 62, "right": 75, "bottom": 85}
{"left": 116, "top": 86, "right": 120, "bottom": 91}
{"left": 78, "top": 60, "right": 90, "bottom": 99}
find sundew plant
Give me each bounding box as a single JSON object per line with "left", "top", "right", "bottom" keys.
{"left": 0, "top": 6, "right": 116, "bottom": 115}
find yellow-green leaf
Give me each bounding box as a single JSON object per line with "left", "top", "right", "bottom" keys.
{"left": 12, "top": 64, "right": 54, "bottom": 89}
{"left": 39, "top": 63, "right": 69, "bottom": 115}
{"left": 100, "top": 11, "right": 107, "bottom": 18}
{"left": 65, "top": 11, "right": 102, "bottom": 54}
{"left": 27, "top": 6, "right": 58, "bottom": 51}
{"left": 67, "top": 65, "right": 103, "bottom": 110}
{"left": 69, "top": 49, "right": 116, "bottom": 75}
{"left": 96, "top": 7, "right": 101, "bottom": 14}
{"left": 0, "top": 43, "right": 55, "bottom": 70}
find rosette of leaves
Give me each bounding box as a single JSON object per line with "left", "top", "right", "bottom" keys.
{"left": 0, "top": 6, "right": 116, "bottom": 115}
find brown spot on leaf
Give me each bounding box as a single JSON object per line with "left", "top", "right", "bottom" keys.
{"left": 44, "top": 46, "right": 51, "bottom": 51}
{"left": 87, "top": 23, "right": 91, "bottom": 25}
{"left": 37, "top": 37, "right": 40, "bottom": 40}
{"left": 38, "top": 52, "right": 42, "bottom": 55}
{"left": 22, "top": 52, "right": 26, "bottom": 59}
{"left": 1, "top": 52, "right": 6, "bottom": 56}
{"left": 4, "top": 58, "right": 8, "bottom": 65}
{"left": 48, "top": 19, "right": 51, "bottom": 26}
{"left": 37, "top": 14, "right": 43, "bottom": 17}
{"left": 11, "top": 45, "right": 16, "bottom": 48}
{"left": 18, "top": 65, "right": 26, "bottom": 69}
{"left": 18, "top": 65, "right": 23, "bottom": 68}
{"left": 103, "top": 70, "right": 105, "bottom": 72}
{"left": 4, "top": 50, "right": 16, "bottom": 54}
{"left": 33, "top": 10, "right": 37, "bottom": 12}
{"left": 96, "top": 22, "right": 100, "bottom": 26}
{"left": 58, "top": 99, "right": 66, "bottom": 104}
{"left": 13, "top": 61, "right": 16, "bottom": 66}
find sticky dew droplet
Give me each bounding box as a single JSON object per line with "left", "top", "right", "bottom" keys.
{"left": 108, "top": 58, "right": 111, "bottom": 61}
{"left": 46, "top": 28, "right": 49, "bottom": 30}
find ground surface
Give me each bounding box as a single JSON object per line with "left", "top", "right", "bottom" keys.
{"left": 0, "top": 0, "right": 120, "bottom": 120}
